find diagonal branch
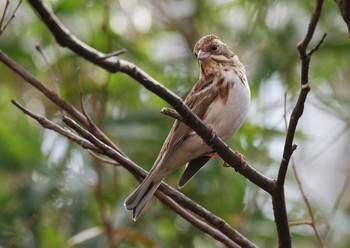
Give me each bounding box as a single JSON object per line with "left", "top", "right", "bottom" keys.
{"left": 11, "top": 99, "right": 100, "bottom": 153}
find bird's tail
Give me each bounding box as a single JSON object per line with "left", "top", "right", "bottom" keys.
{"left": 124, "top": 175, "right": 162, "bottom": 221}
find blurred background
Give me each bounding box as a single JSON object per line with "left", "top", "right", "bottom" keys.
{"left": 0, "top": 0, "right": 349, "bottom": 247}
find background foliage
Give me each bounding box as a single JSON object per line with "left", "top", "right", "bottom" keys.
{"left": 0, "top": 0, "right": 349, "bottom": 247}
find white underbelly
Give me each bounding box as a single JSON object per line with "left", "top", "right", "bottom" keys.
{"left": 203, "top": 80, "right": 250, "bottom": 142}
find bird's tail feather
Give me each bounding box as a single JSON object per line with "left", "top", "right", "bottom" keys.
{"left": 124, "top": 176, "right": 162, "bottom": 221}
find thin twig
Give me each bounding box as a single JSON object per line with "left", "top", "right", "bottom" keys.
{"left": 308, "top": 33, "right": 327, "bottom": 56}
{"left": 297, "top": 0, "right": 324, "bottom": 85}
{"left": 0, "top": 0, "right": 10, "bottom": 31}
{"left": 77, "top": 63, "right": 94, "bottom": 127}
{"left": 11, "top": 99, "right": 100, "bottom": 153}
{"left": 160, "top": 107, "right": 183, "bottom": 121}
{"left": 35, "top": 44, "right": 60, "bottom": 92}
{"left": 101, "top": 48, "right": 127, "bottom": 59}
{"left": 0, "top": 0, "right": 22, "bottom": 36}
{"left": 289, "top": 220, "right": 313, "bottom": 226}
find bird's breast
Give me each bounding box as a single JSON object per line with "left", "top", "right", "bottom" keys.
{"left": 203, "top": 70, "right": 250, "bottom": 142}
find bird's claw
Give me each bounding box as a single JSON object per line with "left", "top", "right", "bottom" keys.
{"left": 222, "top": 150, "right": 245, "bottom": 168}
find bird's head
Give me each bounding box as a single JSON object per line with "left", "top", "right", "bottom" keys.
{"left": 194, "top": 34, "right": 234, "bottom": 62}
{"left": 193, "top": 34, "right": 235, "bottom": 76}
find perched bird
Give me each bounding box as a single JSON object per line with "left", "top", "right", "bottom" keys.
{"left": 124, "top": 34, "right": 250, "bottom": 220}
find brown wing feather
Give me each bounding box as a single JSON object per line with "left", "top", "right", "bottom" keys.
{"left": 153, "top": 75, "right": 218, "bottom": 166}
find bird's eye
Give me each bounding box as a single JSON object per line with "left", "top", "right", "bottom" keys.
{"left": 210, "top": 44, "right": 218, "bottom": 51}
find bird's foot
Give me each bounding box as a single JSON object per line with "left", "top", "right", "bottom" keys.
{"left": 222, "top": 150, "right": 245, "bottom": 167}
{"left": 234, "top": 150, "right": 245, "bottom": 164}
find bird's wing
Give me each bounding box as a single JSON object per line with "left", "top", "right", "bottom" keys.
{"left": 153, "top": 75, "right": 218, "bottom": 166}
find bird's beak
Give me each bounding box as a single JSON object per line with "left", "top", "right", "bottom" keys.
{"left": 197, "top": 49, "right": 209, "bottom": 60}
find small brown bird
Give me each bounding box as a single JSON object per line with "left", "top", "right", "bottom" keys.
{"left": 124, "top": 34, "right": 250, "bottom": 220}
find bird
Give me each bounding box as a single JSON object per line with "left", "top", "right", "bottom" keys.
{"left": 124, "top": 34, "right": 250, "bottom": 221}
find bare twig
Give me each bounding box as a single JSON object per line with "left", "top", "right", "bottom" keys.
{"left": 160, "top": 107, "right": 183, "bottom": 121}
{"left": 308, "top": 33, "right": 327, "bottom": 56}
{"left": 11, "top": 99, "right": 100, "bottom": 153}
{"left": 289, "top": 220, "right": 313, "bottom": 226}
{"left": 77, "top": 63, "right": 94, "bottom": 128}
{"left": 101, "top": 49, "right": 127, "bottom": 60}
{"left": 0, "top": 0, "right": 22, "bottom": 36}
{"left": 35, "top": 44, "right": 60, "bottom": 90}
{"left": 297, "top": 0, "right": 325, "bottom": 85}
{"left": 0, "top": 0, "right": 10, "bottom": 31}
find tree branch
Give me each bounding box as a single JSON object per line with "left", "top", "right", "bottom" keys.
{"left": 272, "top": 0, "right": 325, "bottom": 247}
